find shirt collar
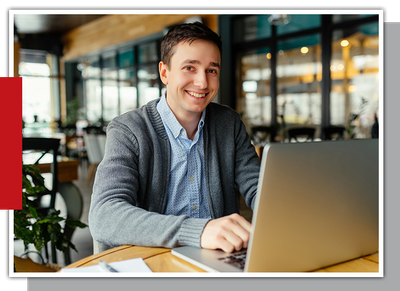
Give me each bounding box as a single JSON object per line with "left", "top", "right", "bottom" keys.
{"left": 157, "top": 92, "right": 206, "bottom": 140}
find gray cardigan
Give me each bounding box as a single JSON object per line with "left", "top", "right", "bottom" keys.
{"left": 88, "top": 99, "right": 260, "bottom": 251}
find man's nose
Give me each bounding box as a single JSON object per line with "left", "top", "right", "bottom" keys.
{"left": 193, "top": 72, "right": 208, "bottom": 89}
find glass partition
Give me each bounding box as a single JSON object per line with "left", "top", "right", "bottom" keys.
{"left": 102, "top": 52, "right": 118, "bottom": 80}
{"left": 332, "top": 14, "right": 376, "bottom": 24}
{"left": 85, "top": 79, "right": 102, "bottom": 123}
{"left": 138, "top": 42, "right": 158, "bottom": 64}
{"left": 330, "top": 21, "right": 379, "bottom": 138}
{"left": 119, "top": 79, "right": 137, "bottom": 115}
{"left": 118, "top": 48, "right": 135, "bottom": 67}
{"left": 70, "top": 36, "right": 162, "bottom": 124}
{"left": 138, "top": 65, "right": 160, "bottom": 107}
{"left": 102, "top": 80, "right": 119, "bottom": 121}
{"left": 276, "top": 33, "right": 322, "bottom": 138}
{"left": 20, "top": 49, "right": 61, "bottom": 135}
{"left": 231, "top": 14, "right": 379, "bottom": 140}
{"left": 276, "top": 14, "right": 320, "bottom": 35}
{"left": 82, "top": 56, "right": 101, "bottom": 78}
{"left": 233, "top": 15, "right": 272, "bottom": 43}
{"left": 239, "top": 49, "right": 271, "bottom": 126}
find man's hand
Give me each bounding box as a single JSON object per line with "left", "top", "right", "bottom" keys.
{"left": 200, "top": 213, "right": 252, "bottom": 253}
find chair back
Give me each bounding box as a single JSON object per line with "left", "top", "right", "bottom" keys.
{"left": 323, "top": 126, "right": 345, "bottom": 140}
{"left": 287, "top": 127, "right": 316, "bottom": 143}
{"left": 97, "top": 134, "right": 107, "bottom": 158}
{"left": 57, "top": 182, "right": 84, "bottom": 265}
{"left": 84, "top": 134, "right": 103, "bottom": 164}
{"left": 22, "top": 137, "right": 60, "bottom": 209}
{"left": 251, "top": 126, "right": 277, "bottom": 145}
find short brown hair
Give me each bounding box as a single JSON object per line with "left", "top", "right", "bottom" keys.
{"left": 160, "top": 21, "right": 222, "bottom": 68}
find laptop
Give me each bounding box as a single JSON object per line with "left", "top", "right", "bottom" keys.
{"left": 172, "top": 139, "right": 379, "bottom": 272}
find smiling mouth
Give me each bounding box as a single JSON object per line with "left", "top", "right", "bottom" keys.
{"left": 186, "top": 91, "right": 208, "bottom": 98}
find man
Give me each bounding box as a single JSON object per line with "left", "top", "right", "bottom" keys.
{"left": 89, "top": 22, "right": 260, "bottom": 254}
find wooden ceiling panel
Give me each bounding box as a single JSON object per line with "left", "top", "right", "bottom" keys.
{"left": 14, "top": 14, "right": 106, "bottom": 35}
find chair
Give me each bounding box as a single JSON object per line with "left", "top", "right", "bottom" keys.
{"left": 97, "top": 134, "right": 107, "bottom": 157}
{"left": 22, "top": 137, "right": 60, "bottom": 263}
{"left": 83, "top": 126, "right": 106, "bottom": 135}
{"left": 83, "top": 134, "right": 104, "bottom": 186}
{"left": 323, "top": 126, "right": 345, "bottom": 141}
{"left": 287, "top": 127, "right": 316, "bottom": 142}
{"left": 57, "top": 182, "right": 84, "bottom": 265}
{"left": 251, "top": 126, "right": 277, "bottom": 145}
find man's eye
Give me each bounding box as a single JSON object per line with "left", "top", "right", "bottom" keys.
{"left": 208, "top": 69, "right": 218, "bottom": 74}
{"left": 184, "top": 66, "right": 194, "bottom": 71}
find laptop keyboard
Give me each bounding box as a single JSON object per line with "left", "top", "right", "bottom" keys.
{"left": 218, "top": 251, "right": 247, "bottom": 270}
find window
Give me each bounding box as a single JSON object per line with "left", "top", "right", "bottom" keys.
{"left": 332, "top": 14, "right": 376, "bottom": 24}
{"left": 229, "top": 14, "right": 379, "bottom": 140}
{"left": 330, "top": 21, "right": 379, "bottom": 138}
{"left": 276, "top": 34, "right": 322, "bottom": 135}
{"left": 118, "top": 48, "right": 137, "bottom": 115}
{"left": 239, "top": 49, "right": 272, "bottom": 125}
{"left": 234, "top": 15, "right": 272, "bottom": 43}
{"left": 70, "top": 38, "right": 164, "bottom": 124}
{"left": 276, "top": 14, "right": 320, "bottom": 35}
{"left": 85, "top": 79, "right": 102, "bottom": 122}
{"left": 82, "top": 56, "right": 102, "bottom": 123}
{"left": 20, "top": 49, "right": 61, "bottom": 135}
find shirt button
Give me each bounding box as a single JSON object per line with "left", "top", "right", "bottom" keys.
{"left": 192, "top": 205, "right": 197, "bottom": 210}
{"left": 190, "top": 176, "right": 194, "bottom": 181}
{"left": 182, "top": 130, "right": 185, "bottom": 135}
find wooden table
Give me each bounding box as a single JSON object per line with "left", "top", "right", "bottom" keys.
{"left": 23, "top": 153, "right": 79, "bottom": 182}
{"left": 36, "top": 156, "right": 79, "bottom": 182}
{"left": 63, "top": 245, "right": 379, "bottom": 273}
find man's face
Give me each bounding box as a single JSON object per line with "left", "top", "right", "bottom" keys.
{"left": 159, "top": 39, "right": 221, "bottom": 121}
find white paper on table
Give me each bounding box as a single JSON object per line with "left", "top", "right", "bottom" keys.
{"left": 60, "top": 258, "right": 153, "bottom": 273}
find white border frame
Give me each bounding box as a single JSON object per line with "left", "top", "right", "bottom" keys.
{"left": 9, "top": 9, "right": 384, "bottom": 278}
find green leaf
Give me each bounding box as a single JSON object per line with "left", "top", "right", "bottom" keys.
{"left": 28, "top": 206, "right": 38, "bottom": 219}
{"left": 37, "top": 216, "right": 64, "bottom": 224}
{"left": 65, "top": 219, "right": 88, "bottom": 229}
{"left": 14, "top": 225, "right": 34, "bottom": 244}
{"left": 48, "top": 223, "right": 62, "bottom": 238}
{"left": 32, "top": 224, "right": 45, "bottom": 252}
{"left": 68, "top": 241, "right": 78, "bottom": 253}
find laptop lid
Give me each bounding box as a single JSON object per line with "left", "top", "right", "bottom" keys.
{"left": 172, "top": 139, "right": 379, "bottom": 272}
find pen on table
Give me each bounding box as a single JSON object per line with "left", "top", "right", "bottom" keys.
{"left": 99, "top": 260, "right": 119, "bottom": 272}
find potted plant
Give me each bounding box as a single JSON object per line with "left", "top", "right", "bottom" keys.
{"left": 14, "top": 164, "right": 87, "bottom": 266}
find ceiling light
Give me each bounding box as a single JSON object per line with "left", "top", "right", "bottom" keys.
{"left": 341, "top": 40, "right": 350, "bottom": 47}
{"left": 301, "top": 47, "right": 309, "bottom": 54}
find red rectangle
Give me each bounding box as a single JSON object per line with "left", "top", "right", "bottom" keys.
{"left": 0, "top": 77, "right": 22, "bottom": 210}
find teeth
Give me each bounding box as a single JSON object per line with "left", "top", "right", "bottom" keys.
{"left": 187, "top": 91, "right": 206, "bottom": 98}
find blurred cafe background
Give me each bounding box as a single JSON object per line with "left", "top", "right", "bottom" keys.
{"left": 14, "top": 13, "right": 379, "bottom": 270}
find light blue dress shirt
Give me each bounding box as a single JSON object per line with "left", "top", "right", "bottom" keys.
{"left": 156, "top": 94, "right": 211, "bottom": 219}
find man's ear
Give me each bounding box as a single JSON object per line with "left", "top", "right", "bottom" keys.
{"left": 159, "top": 61, "right": 169, "bottom": 85}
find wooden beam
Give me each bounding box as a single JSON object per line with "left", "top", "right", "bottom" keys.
{"left": 62, "top": 14, "right": 218, "bottom": 60}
